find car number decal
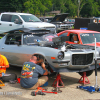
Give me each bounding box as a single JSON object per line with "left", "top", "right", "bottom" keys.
{"left": 24, "top": 35, "right": 34, "bottom": 38}
{"left": 81, "top": 34, "right": 89, "bottom": 36}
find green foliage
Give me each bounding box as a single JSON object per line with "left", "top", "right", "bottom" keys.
{"left": 24, "top": 0, "right": 52, "bottom": 15}
{"left": 0, "top": 0, "right": 100, "bottom": 17}
{"left": 80, "top": 0, "right": 100, "bottom": 17}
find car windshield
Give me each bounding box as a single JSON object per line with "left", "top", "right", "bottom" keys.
{"left": 23, "top": 33, "right": 57, "bottom": 45}
{"left": 80, "top": 33, "right": 100, "bottom": 44}
{"left": 46, "top": 18, "right": 53, "bottom": 22}
{"left": 20, "top": 15, "right": 41, "bottom": 22}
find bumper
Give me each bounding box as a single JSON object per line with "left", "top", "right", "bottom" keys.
{"left": 52, "top": 60, "right": 70, "bottom": 63}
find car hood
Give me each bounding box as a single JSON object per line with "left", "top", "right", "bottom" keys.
{"left": 85, "top": 42, "right": 100, "bottom": 47}
{"left": 24, "top": 22, "right": 56, "bottom": 28}
{"left": 50, "top": 13, "right": 69, "bottom": 22}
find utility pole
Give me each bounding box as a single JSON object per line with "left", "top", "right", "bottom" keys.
{"left": 78, "top": 0, "right": 80, "bottom": 17}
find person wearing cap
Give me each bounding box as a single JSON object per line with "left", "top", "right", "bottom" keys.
{"left": 20, "top": 55, "right": 49, "bottom": 90}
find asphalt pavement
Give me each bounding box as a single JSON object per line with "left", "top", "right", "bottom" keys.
{"left": 0, "top": 66, "right": 100, "bottom": 100}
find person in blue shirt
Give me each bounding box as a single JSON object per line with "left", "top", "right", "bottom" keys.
{"left": 20, "top": 55, "right": 49, "bottom": 90}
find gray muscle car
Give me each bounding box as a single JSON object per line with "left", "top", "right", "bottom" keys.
{"left": 0, "top": 28, "right": 100, "bottom": 76}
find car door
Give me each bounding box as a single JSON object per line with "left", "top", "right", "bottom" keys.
{"left": 0, "top": 14, "right": 23, "bottom": 33}
{"left": 0, "top": 14, "right": 12, "bottom": 33}
{"left": 0, "top": 34, "right": 24, "bottom": 66}
{"left": 68, "top": 33, "right": 79, "bottom": 44}
{"left": 10, "top": 15, "right": 23, "bottom": 30}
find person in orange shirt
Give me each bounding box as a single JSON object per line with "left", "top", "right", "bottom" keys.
{"left": 0, "top": 54, "right": 9, "bottom": 77}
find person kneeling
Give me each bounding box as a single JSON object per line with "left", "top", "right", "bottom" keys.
{"left": 20, "top": 55, "right": 49, "bottom": 90}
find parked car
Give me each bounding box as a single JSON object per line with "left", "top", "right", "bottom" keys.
{"left": 57, "top": 29, "right": 100, "bottom": 47}
{"left": 64, "top": 18, "right": 75, "bottom": 27}
{"left": 0, "top": 28, "right": 100, "bottom": 76}
{"left": 0, "top": 12, "right": 56, "bottom": 34}
{"left": 39, "top": 13, "right": 73, "bottom": 33}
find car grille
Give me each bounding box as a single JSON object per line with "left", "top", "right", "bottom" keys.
{"left": 60, "top": 25, "right": 71, "bottom": 30}
{"left": 44, "top": 27, "right": 55, "bottom": 29}
{"left": 44, "top": 27, "right": 55, "bottom": 33}
{"left": 72, "top": 53, "right": 93, "bottom": 65}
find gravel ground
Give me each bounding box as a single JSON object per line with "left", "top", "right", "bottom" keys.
{"left": 0, "top": 66, "right": 100, "bottom": 100}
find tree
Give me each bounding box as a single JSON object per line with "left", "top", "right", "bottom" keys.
{"left": 80, "top": 0, "right": 100, "bottom": 17}
{"left": 10, "top": 0, "right": 26, "bottom": 12}
{"left": 24, "top": 0, "right": 52, "bottom": 15}
{"left": 0, "top": 0, "right": 26, "bottom": 12}
{"left": 38, "top": 0, "right": 52, "bottom": 16}
{"left": 72, "top": 0, "right": 88, "bottom": 17}
{"left": 52, "top": 0, "right": 67, "bottom": 12}
{"left": 65, "top": 0, "right": 77, "bottom": 17}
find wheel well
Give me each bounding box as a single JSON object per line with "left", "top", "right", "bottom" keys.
{"left": 32, "top": 53, "right": 53, "bottom": 72}
{"left": 32, "top": 53, "right": 45, "bottom": 61}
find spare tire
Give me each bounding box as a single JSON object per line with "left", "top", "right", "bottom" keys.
{"left": 78, "top": 70, "right": 94, "bottom": 77}
{"left": 2, "top": 73, "right": 17, "bottom": 82}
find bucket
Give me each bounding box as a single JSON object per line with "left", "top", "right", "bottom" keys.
{"left": 17, "top": 77, "right": 21, "bottom": 83}
{"left": 41, "top": 81, "right": 48, "bottom": 87}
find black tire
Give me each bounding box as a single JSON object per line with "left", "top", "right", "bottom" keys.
{"left": 44, "top": 59, "right": 57, "bottom": 76}
{"left": 78, "top": 70, "right": 94, "bottom": 77}
{"left": 2, "top": 73, "right": 17, "bottom": 82}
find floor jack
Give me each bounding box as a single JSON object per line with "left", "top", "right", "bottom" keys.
{"left": 77, "top": 38, "right": 100, "bottom": 93}
{"left": 52, "top": 73, "right": 65, "bottom": 93}
{"left": 31, "top": 87, "right": 57, "bottom": 96}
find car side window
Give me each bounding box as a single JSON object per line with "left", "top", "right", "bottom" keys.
{"left": 5, "top": 34, "right": 21, "bottom": 45}
{"left": 11, "top": 15, "right": 22, "bottom": 23}
{"left": 1, "top": 14, "right": 12, "bottom": 22}
{"left": 69, "top": 33, "right": 79, "bottom": 42}
{"left": 59, "top": 32, "right": 68, "bottom": 37}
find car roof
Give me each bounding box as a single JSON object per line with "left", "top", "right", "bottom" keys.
{"left": 59, "top": 29, "right": 100, "bottom": 34}
{"left": 2, "top": 12, "right": 32, "bottom": 15}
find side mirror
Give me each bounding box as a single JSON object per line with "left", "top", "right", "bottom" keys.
{"left": 14, "top": 19, "right": 22, "bottom": 24}
{"left": 14, "top": 41, "right": 20, "bottom": 46}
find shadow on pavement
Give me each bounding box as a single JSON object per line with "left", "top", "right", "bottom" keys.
{"left": 5, "top": 65, "right": 80, "bottom": 89}
{"left": 48, "top": 74, "right": 79, "bottom": 87}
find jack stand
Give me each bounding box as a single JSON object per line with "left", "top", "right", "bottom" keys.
{"left": 52, "top": 87, "right": 62, "bottom": 93}
{"left": 52, "top": 73, "right": 64, "bottom": 93}
{"left": 52, "top": 73, "right": 65, "bottom": 88}
{"left": 78, "top": 72, "right": 90, "bottom": 85}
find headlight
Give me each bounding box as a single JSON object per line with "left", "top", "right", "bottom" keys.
{"left": 58, "top": 51, "right": 64, "bottom": 60}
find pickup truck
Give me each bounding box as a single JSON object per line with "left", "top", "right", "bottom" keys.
{"left": 0, "top": 12, "right": 56, "bottom": 34}
{"left": 39, "top": 13, "right": 74, "bottom": 33}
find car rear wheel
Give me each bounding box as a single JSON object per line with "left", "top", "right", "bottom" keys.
{"left": 78, "top": 70, "right": 94, "bottom": 77}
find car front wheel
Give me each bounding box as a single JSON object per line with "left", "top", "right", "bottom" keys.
{"left": 44, "top": 59, "right": 57, "bottom": 76}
